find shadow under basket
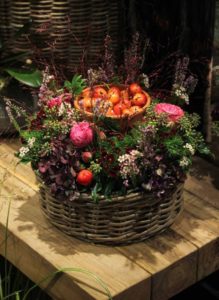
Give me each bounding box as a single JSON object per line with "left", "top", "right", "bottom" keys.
{"left": 38, "top": 181, "right": 184, "bottom": 246}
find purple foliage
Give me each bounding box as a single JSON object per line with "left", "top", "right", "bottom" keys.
{"left": 138, "top": 125, "right": 185, "bottom": 198}
{"left": 37, "top": 136, "right": 81, "bottom": 201}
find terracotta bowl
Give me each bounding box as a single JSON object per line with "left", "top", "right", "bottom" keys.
{"left": 74, "top": 84, "right": 151, "bottom": 125}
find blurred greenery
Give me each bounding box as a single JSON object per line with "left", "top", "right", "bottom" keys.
{"left": 0, "top": 22, "right": 42, "bottom": 92}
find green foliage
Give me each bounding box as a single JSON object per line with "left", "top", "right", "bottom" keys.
{"left": 212, "top": 121, "right": 219, "bottom": 137}
{"left": 164, "top": 136, "right": 184, "bottom": 158}
{"left": 21, "top": 130, "right": 43, "bottom": 141}
{"left": 179, "top": 113, "right": 200, "bottom": 133}
{"left": 0, "top": 23, "right": 42, "bottom": 89}
{"left": 5, "top": 69, "right": 42, "bottom": 88}
{"left": 64, "top": 75, "right": 86, "bottom": 96}
{"left": 43, "top": 119, "right": 69, "bottom": 136}
{"left": 89, "top": 161, "right": 102, "bottom": 175}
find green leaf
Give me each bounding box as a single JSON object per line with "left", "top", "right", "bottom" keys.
{"left": 4, "top": 68, "right": 42, "bottom": 87}
{"left": 64, "top": 74, "right": 86, "bottom": 96}
{"left": 91, "top": 183, "right": 102, "bottom": 202}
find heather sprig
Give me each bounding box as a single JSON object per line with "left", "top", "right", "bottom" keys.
{"left": 172, "top": 56, "right": 198, "bottom": 105}
{"left": 102, "top": 35, "right": 115, "bottom": 81}
{"left": 124, "top": 32, "right": 142, "bottom": 83}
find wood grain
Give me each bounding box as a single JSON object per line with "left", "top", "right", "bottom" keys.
{"left": 117, "top": 229, "right": 197, "bottom": 300}
{"left": 0, "top": 164, "right": 151, "bottom": 300}
{"left": 185, "top": 156, "right": 219, "bottom": 209}
{"left": 172, "top": 191, "right": 219, "bottom": 281}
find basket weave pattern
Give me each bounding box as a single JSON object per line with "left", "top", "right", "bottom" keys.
{"left": 39, "top": 181, "right": 184, "bottom": 245}
{"left": 0, "top": 0, "right": 121, "bottom": 65}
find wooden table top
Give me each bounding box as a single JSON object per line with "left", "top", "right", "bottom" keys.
{"left": 0, "top": 139, "right": 219, "bottom": 300}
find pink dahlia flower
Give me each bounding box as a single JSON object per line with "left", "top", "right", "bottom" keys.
{"left": 70, "top": 122, "right": 93, "bottom": 148}
{"left": 154, "top": 103, "right": 184, "bottom": 122}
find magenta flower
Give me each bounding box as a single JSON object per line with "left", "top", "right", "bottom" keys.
{"left": 155, "top": 103, "right": 184, "bottom": 122}
{"left": 70, "top": 122, "right": 93, "bottom": 148}
{"left": 47, "top": 96, "right": 62, "bottom": 108}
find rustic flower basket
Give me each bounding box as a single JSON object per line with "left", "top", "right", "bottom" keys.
{"left": 38, "top": 176, "right": 184, "bottom": 245}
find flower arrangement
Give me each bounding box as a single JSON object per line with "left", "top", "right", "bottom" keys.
{"left": 6, "top": 34, "right": 210, "bottom": 204}
{"left": 5, "top": 35, "right": 211, "bottom": 244}
{"left": 6, "top": 72, "right": 209, "bottom": 203}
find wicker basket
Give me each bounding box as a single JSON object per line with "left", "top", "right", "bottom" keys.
{"left": 2, "top": 0, "right": 122, "bottom": 66}
{"left": 38, "top": 178, "right": 184, "bottom": 245}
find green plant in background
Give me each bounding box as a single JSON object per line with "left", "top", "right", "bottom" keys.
{"left": 0, "top": 22, "right": 42, "bottom": 93}
{"left": 212, "top": 121, "right": 219, "bottom": 136}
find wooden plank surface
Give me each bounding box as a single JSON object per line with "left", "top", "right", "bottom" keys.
{"left": 116, "top": 230, "right": 197, "bottom": 300}
{"left": 0, "top": 168, "right": 151, "bottom": 300}
{"left": 0, "top": 139, "right": 219, "bottom": 300}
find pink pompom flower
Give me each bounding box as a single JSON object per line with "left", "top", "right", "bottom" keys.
{"left": 47, "top": 96, "right": 62, "bottom": 108}
{"left": 154, "top": 103, "right": 184, "bottom": 122}
{"left": 70, "top": 121, "right": 93, "bottom": 148}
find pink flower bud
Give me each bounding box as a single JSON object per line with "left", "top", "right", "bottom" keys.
{"left": 82, "top": 151, "right": 93, "bottom": 163}
{"left": 47, "top": 96, "right": 62, "bottom": 108}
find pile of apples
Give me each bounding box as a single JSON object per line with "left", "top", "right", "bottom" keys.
{"left": 76, "top": 83, "right": 151, "bottom": 117}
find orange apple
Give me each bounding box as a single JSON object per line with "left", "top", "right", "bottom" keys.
{"left": 82, "top": 97, "right": 92, "bottom": 109}
{"left": 121, "top": 89, "right": 129, "bottom": 101}
{"left": 93, "top": 86, "right": 107, "bottom": 98}
{"left": 129, "top": 83, "right": 142, "bottom": 95}
{"left": 129, "top": 106, "right": 141, "bottom": 114}
{"left": 107, "top": 87, "right": 120, "bottom": 105}
{"left": 122, "top": 108, "right": 132, "bottom": 116}
{"left": 131, "top": 92, "right": 147, "bottom": 107}
{"left": 82, "top": 87, "right": 92, "bottom": 98}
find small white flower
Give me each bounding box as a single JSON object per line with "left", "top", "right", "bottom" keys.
{"left": 19, "top": 146, "right": 29, "bottom": 158}
{"left": 58, "top": 103, "right": 65, "bottom": 116}
{"left": 141, "top": 73, "right": 150, "bottom": 89}
{"left": 27, "top": 137, "right": 36, "bottom": 148}
{"left": 175, "top": 89, "right": 182, "bottom": 97}
{"left": 179, "top": 156, "right": 190, "bottom": 167}
{"left": 142, "top": 183, "right": 152, "bottom": 191}
{"left": 184, "top": 143, "right": 195, "bottom": 155}
{"left": 179, "top": 86, "right": 186, "bottom": 92}
{"left": 181, "top": 93, "right": 189, "bottom": 104}
{"left": 156, "top": 168, "right": 163, "bottom": 176}
{"left": 130, "top": 150, "right": 143, "bottom": 157}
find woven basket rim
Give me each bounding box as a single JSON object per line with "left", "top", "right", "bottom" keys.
{"left": 36, "top": 172, "right": 184, "bottom": 205}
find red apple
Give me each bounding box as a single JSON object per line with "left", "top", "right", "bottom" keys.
{"left": 77, "top": 170, "right": 93, "bottom": 186}
{"left": 113, "top": 103, "right": 127, "bottom": 116}
{"left": 129, "top": 83, "right": 142, "bottom": 95}
{"left": 93, "top": 86, "right": 107, "bottom": 98}
{"left": 122, "top": 99, "right": 132, "bottom": 108}
{"left": 131, "top": 92, "right": 147, "bottom": 107}
{"left": 107, "top": 87, "right": 120, "bottom": 104}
